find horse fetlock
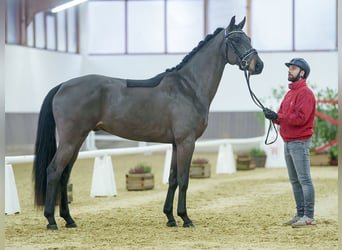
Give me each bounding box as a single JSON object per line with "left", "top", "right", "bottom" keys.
{"left": 178, "top": 213, "right": 193, "bottom": 227}
{"left": 166, "top": 220, "right": 178, "bottom": 227}
{"left": 164, "top": 211, "right": 177, "bottom": 227}
{"left": 65, "top": 222, "right": 77, "bottom": 228}
{"left": 183, "top": 221, "right": 194, "bottom": 228}
{"left": 61, "top": 214, "right": 76, "bottom": 226}
{"left": 46, "top": 224, "right": 58, "bottom": 230}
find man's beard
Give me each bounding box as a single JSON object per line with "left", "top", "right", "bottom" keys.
{"left": 288, "top": 72, "right": 301, "bottom": 82}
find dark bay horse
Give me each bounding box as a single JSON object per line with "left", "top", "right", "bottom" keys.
{"left": 33, "top": 16, "right": 263, "bottom": 230}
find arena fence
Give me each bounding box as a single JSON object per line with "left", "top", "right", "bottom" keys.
{"left": 5, "top": 137, "right": 264, "bottom": 214}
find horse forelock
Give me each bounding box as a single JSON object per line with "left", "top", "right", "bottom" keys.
{"left": 165, "top": 28, "right": 224, "bottom": 73}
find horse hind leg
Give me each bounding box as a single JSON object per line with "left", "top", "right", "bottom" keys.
{"left": 59, "top": 151, "right": 79, "bottom": 228}
{"left": 44, "top": 140, "right": 84, "bottom": 230}
{"left": 163, "top": 144, "right": 178, "bottom": 227}
{"left": 59, "top": 135, "right": 88, "bottom": 228}
{"left": 44, "top": 157, "right": 62, "bottom": 230}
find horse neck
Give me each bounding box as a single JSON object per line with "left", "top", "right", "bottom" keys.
{"left": 179, "top": 31, "right": 227, "bottom": 108}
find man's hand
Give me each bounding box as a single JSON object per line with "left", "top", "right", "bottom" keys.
{"left": 263, "top": 108, "right": 278, "bottom": 121}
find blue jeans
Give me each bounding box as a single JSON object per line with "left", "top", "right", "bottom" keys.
{"left": 284, "top": 139, "right": 315, "bottom": 218}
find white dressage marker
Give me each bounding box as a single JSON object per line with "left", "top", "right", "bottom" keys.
{"left": 90, "top": 155, "right": 117, "bottom": 197}
{"left": 5, "top": 164, "right": 21, "bottom": 214}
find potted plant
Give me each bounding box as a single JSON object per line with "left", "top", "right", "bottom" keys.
{"left": 126, "top": 163, "right": 154, "bottom": 191}
{"left": 329, "top": 146, "right": 338, "bottom": 166}
{"left": 190, "top": 158, "right": 211, "bottom": 178}
{"left": 236, "top": 153, "right": 254, "bottom": 170}
{"left": 249, "top": 148, "right": 267, "bottom": 168}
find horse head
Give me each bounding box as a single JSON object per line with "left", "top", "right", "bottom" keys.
{"left": 224, "top": 16, "right": 263, "bottom": 75}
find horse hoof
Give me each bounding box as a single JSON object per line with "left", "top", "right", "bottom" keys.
{"left": 66, "top": 222, "right": 77, "bottom": 228}
{"left": 166, "top": 220, "right": 178, "bottom": 227}
{"left": 46, "top": 224, "right": 58, "bottom": 230}
{"left": 183, "top": 222, "right": 194, "bottom": 228}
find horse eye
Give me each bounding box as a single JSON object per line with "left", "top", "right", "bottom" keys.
{"left": 232, "top": 37, "right": 241, "bottom": 43}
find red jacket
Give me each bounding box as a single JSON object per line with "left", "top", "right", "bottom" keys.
{"left": 274, "top": 79, "right": 316, "bottom": 142}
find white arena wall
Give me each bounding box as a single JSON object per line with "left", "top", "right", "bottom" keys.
{"left": 4, "top": 45, "right": 338, "bottom": 153}
{"left": 5, "top": 46, "right": 337, "bottom": 113}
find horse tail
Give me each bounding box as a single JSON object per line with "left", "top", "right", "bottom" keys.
{"left": 33, "top": 84, "right": 62, "bottom": 207}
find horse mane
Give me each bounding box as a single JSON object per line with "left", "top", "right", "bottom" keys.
{"left": 165, "top": 28, "right": 224, "bottom": 72}
{"left": 126, "top": 27, "right": 225, "bottom": 88}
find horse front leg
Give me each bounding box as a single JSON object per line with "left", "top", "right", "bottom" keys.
{"left": 163, "top": 144, "right": 178, "bottom": 227}
{"left": 176, "top": 139, "right": 195, "bottom": 227}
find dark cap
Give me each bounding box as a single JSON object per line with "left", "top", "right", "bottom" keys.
{"left": 285, "top": 58, "right": 310, "bottom": 78}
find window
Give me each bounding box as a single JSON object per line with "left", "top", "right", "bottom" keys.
{"left": 26, "top": 22, "right": 34, "bottom": 47}
{"left": 35, "top": 12, "right": 45, "bottom": 49}
{"left": 57, "top": 11, "right": 67, "bottom": 52}
{"left": 251, "top": 0, "right": 293, "bottom": 50}
{"left": 67, "top": 7, "right": 78, "bottom": 53}
{"left": 127, "top": 0, "right": 165, "bottom": 53}
{"left": 6, "top": 0, "right": 20, "bottom": 44}
{"left": 207, "top": 0, "right": 246, "bottom": 34}
{"left": 5, "top": 0, "right": 337, "bottom": 54}
{"left": 46, "top": 14, "right": 57, "bottom": 50}
{"left": 5, "top": 0, "right": 79, "bottom": 53}
{"left": 294, "top": 0, "right": 336, "bottom": 50}
{"left": 251, "top": 0, "right": 336, "bottom": 51}
{"left": 88, "top": 1, "right": 125, "bottom": 53}
{"left": 166, "top": 0, "right": 204, "bottom": 53}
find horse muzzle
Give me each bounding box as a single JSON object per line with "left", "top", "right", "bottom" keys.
{"left": 245, "top": 55, "right": 264, "bottom": 75}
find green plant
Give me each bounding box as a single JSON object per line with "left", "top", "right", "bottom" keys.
{"left": 329, "top": 145, "right": 338, "bottom": 161}
{"left": 250, "top": 148, "right": 266, "bottom": 156}
{"left": 311, "top": 87, "right": 338, "bottom": 152}
{"left": 129, "top": 163, "right": 151, "bottom": 174}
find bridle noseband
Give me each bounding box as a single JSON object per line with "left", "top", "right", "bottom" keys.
{"left": 224, "top": 29, "right": 257, "bottom": 70}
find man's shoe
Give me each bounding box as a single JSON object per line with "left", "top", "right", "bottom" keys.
{"left": 283, "top": 215, "right": 301, "bottom": 226}
{"left": 291, "top": 215, "right": 317, "bottom": 228}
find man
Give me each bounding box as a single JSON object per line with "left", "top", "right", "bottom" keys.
{"left": 263, "top": 58, "right": 316, "bottom": 228}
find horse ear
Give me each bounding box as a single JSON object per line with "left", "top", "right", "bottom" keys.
{"left": 228, "top": 16, "right": 236, "bottom": 30}
{"left": 237, "top": 17, "right": 246, "bottom": 29}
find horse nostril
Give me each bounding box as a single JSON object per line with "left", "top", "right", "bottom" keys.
{"left": 255, "top": 61, "right": 264, "bottom": 73}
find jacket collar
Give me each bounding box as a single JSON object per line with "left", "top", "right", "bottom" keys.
{"left": 288, "top": 78, "right": 306, "bottom": 90}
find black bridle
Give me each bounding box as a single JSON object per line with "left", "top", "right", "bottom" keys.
{"left": 224, "top": 29, "right": 278, "bottom": 145}
{"left": 224, "top": 29, "right": 257, "bottom": 70}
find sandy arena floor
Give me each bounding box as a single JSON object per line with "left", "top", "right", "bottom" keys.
{"left": 5, "top": 152, "right": 338, "bottom": 250}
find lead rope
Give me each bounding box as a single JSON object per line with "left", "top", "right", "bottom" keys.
{"left": 243, "top": 69, "right": 278, "bottom": 145}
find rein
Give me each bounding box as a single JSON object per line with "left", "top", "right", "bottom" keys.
{"left": 224, "top": 28, "right": 278, "bottom": 144}
{"left": 243, "top": 69, "right": 278, "bottom": 145}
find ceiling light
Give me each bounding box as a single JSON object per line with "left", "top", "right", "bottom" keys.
{"left": 51, "top": 0, "right": 88, "bottom": 13}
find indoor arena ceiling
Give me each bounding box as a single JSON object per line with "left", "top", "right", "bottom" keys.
{"left": 25, "top": 0, "right": 71, "bottom": 24}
